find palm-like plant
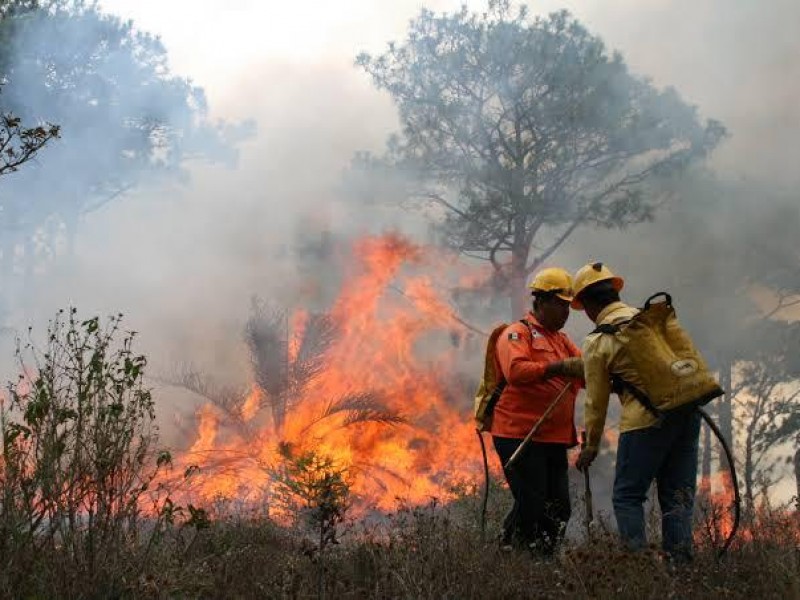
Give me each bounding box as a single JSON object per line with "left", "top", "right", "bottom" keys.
{"left": 163, "top": 296, "right": 404, "bottom": 482}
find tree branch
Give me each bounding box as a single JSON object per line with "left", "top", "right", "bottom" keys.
{"left": 388, "top": 283, "right": 487, "bottom": 336}
{"left": 526, "top": 215, "right": 584, "bottom": 275}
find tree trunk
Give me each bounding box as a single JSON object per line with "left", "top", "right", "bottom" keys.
{"left": 743, "top": 429, "right": 755, "bottom": 512}
{"left": 509, "top": 247, "right": 529, "bottom": 319}
{"left": 699, "top": 417, "right": 712, "bottom": 500}
{"left": 717, "top": 360, "right": 735, "bottom": 498}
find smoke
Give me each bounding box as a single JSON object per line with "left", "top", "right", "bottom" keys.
{"left": 0, "top": 0, "right": 797, "bottom": 499}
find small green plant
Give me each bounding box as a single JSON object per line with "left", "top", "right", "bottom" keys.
{"left": 272, "top": 442, "right": 351, "bottom": 549}
{"left": 271, "top": 442, "right": 351, "bottom": 599}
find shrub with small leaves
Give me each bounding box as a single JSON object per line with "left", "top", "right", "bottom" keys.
{"left": 271, "top": 442, "right": 351, "bottom": 552}
{"left": 0, "top": 308, "right": 169, "bottom": 596}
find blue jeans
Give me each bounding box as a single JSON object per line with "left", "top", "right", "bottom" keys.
{"left": 613, "top": 405, "right": 701, "bottom": 561}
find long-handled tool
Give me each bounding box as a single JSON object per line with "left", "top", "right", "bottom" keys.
{"left": 580, "top": 430, "right": 594, "bottom": 537}
{"left": 504, "top": 382, "right": 573, "bottom": 471}
{"left": 476, "top": 428, "right": 490, "bottom": 540}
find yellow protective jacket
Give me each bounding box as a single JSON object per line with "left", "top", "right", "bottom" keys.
{"left": 581, "top": 301, "right": 659, "bottom": 451}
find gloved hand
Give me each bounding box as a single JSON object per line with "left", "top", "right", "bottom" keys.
{"left": 545, "top": 357, "right": 584, "bottom": 380}
{"left": 576, "top": 447, "right": 598, "bottom": 472}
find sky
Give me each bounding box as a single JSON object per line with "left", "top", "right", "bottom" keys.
{"left": 74, "top": 0, "right": 800, "bottom": 366}
{"left": 98, "top": 0, "right": 800, "bottom": 184}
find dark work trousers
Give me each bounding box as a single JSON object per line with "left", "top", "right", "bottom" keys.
{"left": 492, "top": 437, "right": 571, "bottom": 554}
{"left": 613, "top": 405, "right": 702, "bottom": 562}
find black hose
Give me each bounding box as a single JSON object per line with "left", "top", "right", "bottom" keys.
{"left": 698, "top": 407, "right": 741, "bottom": 557}
{"left": 477, "top": 428, "right": 489, "bottom": 540}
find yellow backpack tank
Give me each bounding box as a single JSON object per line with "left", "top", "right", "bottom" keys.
{"left": 595, "top": 293, "right": 723, "bottom": 416}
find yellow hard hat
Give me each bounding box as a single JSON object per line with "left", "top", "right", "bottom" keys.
{"left": 528, "top": 267, "right": 574, "bottom": 302}
{"left": 571, "top": 262, "right": 624, "bottom": 310}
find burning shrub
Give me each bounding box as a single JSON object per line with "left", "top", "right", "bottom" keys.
{"left": 271, "top": 443, "right": 351, "bottom": 545}
{"left": 271, "top": 442, "right": 352, "bottom": 599}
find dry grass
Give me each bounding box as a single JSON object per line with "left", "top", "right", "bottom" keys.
{"left": 4, "top": 490, "right": 798, "bottom": 599}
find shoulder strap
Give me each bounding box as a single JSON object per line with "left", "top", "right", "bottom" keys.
{"left": 591, "top": 319, "right": 632, "bottom": 336}
{"left": 484, "top": 380, "right": 507, "bottom": 418}
{"left": 610, "top": 375, "right": 664, "bottom": 425}
{"left": 479, "top": 324, "right": 510, "bottom": 421}
{"left": 593, "top": 323, "right": 620, "bottom": 335}
{"left": 595, "top": 317, "right": 663, "bottom": 424}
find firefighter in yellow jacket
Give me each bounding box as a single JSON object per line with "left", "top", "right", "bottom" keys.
{"left": 572, "top": 262, "right": 702, "bottom": 563}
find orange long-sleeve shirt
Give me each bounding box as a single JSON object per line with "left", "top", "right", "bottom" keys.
{"left": 490, "top": 313, "right": 581, "bottom": 445}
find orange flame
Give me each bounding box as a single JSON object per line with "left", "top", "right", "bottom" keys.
{"left": 189, "top": 405, "right": 218, "bottom": 455}
{"left": 241, "top": 388, "right": 261, "bottom": 423}
{"left": 697, "top": 471, "right": 800, "bottom": 548}
{"left": 696, "top": 471, "right": 736, "bottom": 538}
{"left": 163, "top": 233, "right": 491, "bottom": 514}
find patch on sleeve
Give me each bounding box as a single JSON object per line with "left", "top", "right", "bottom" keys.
{"left": 508, "top": 331, "right": 521, "bottom": 341}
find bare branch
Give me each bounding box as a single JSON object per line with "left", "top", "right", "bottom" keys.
{"left": 526, "top": 216, "right": 584, "bottom": 275}
{"left": 388, "top": 283, "right": 488, "bottom": 336}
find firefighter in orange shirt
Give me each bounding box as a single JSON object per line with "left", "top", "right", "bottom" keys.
{"left": 492, "top": 267, "right": 585, "bottom": 554}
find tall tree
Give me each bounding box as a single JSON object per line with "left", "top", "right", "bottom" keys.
{"left": 0, "top": 3, "right": 60, "bottom": 179}
{"left": 355, "top": 2, "right": 723, "bottom": 316}
{"left": 0, "top": 0, "right": 250, "bottom": 276}
{"left": 735, "top": 201, "right": 800, "bottom": 506}
{"left": 732, "top": 322, "right": 800, "bottom": 509}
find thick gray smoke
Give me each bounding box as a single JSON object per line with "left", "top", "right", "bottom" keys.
{"left": 0, "top": 0, "right": 797, "bottom": 498}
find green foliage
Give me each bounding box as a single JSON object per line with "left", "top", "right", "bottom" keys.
{"left": 271, "top": 442, "right": 351, "bottom": 550}
{"left": 0, "top": 308, "right": 169, "bottom": 594}
{"left": 0, "top": 105, "right": 59, "bottom": 177}
{"left": 271, "top": 443, "right": 352, "bottom": 599}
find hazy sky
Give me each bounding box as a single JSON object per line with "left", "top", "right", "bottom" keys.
{"left": 11, "top": 0, "right": 790, "bottom": 351}
{"left": 20, "top": 0, "right": 788, "bottom": 377}
{"left": 97, "top": 0, "right": 800, "bottom": 184}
